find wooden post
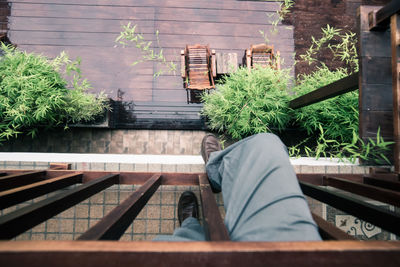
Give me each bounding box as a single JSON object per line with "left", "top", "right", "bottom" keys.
{"left": 358, "top": 6, "right": 393, "bottom": 164}
{"left": 391, "top": 14, "right": 400, "bottom": 172}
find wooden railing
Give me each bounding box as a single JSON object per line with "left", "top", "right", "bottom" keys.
{"left": 1, "top": 2, "right": 400, "bottom": 266}
{"left": 289, "top": 72, "right": 358, "bottom": 110}
{"left": 0, "top": 168, "right": 399, "bottom": 266}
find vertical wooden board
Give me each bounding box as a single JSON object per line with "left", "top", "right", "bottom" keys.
{"left": 358, "top": 6, "right": 393, "bottom": 159}
{"left": 391, "top": 14, "right": 400, "bottom": 172}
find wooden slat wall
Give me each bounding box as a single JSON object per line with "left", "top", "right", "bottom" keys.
{"left": 6, "top": 0, "right": 294, "bottom": 128}
{"left": 358, "top": 6, "right": 393, "bottom": 161}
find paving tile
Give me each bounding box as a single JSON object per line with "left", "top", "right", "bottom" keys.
{"left": 177, "top": 164, "right": 191, "bottom": 173}
{"left": 161, "top": 220, "right": 174, "bottom": 234}
{"left": 147, "top": 206, "right": 161, "bottom": 219}
{"left": 161, "top": 164, "right": 176, "bottom": 173}
{"left": 325, "top": 166, "right": 339, "bottom": 174}
{"left": 190, "top": 164, "right": 205, "bottom": 173}
{"left": 31, "top": 234, "right": 45, "bottom": 240}
{"left": 338, "top": 165, "right": 353, "bottom": 174}
{"left": 120, "top": 234, "right": 132, "bottom": 241}
{"left": 352, "top": 166, "right": 368, "bottom": 174}
{"left": 133, "top": 220, "right": 146, "bottom": 234}
{"left": 109, "top": 141, "right": 124, "bottom": 153}
{"left": 161, "top": 206, "right": 175, "bottom": 219}
{"left": 135, "top": 164, "right": 148, "bottom": 172}
{"left": 120, "top": 163, "right": 135, "bottom": 171}
{"left": 105, "top": 162, "right": 119, "bottom": 171}
{"left": 147, "top": 220, "right": 160, "bottom": 234}
{"left": 148, "top": 163, "right": 161, "bottom": 172}
{"left": 90, "top": 205, "right": 104, "bottom": 219}
{"left": 75, "top": 219, "right": 89, "bottom": 233}
{"left": 90, "top": 162, "right": 105, "bottom": 171}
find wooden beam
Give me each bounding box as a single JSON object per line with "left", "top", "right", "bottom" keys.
{"left": 1, "top": 241, "right": 400, "bottom": 267}
{"left": 78, "top": 174, "right": 161, "bottom": 240}
{"left": 49, "top": 163, "right": 71, "bottom": 170}
{"left": 0, "top": 174, "right": 119, "bottom": 240}
{"left": 0, "top": 172, "right": 83, "bottom": 210}
{"left": 300, "top": 181, "right": 400, "bottom": 236}
{"left": 289, "top": 73, "right": 358, "bottom": 109}
{"left": 198, "top": 174, "right": 229, "bottom": 241}
{"left": 46, "top": 170, "right": 199, "bottom": 186}
{"left": 323, "top": 176, "right": 400, "bottom": 207}
{"left": 392, "top": 13, "right": 400, "bottom": 172}
{"left": 369, "top": 0, "right": 400, "bottom": 31}
{"left": 0, "top": 171, "right": 46, "bottom": 192}
{"left": 311, "top": 213, "right": 355, "bottom": 240}
{"left": 363, "top": 175, "right": 400, "bottom": 191}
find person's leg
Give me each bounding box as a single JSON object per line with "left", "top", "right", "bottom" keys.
{"left": 154, "top": 217, "right": 206, "bottom": 241}
{"left": 154, "top": 191, "right": 206, "bottom": 241}
{"left": 206, "top": 133, "right": 321, "bottom": 241}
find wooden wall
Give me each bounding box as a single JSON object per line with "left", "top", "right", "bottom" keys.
{"left": 6, "top": 0, "right": 294, "bottom": 129}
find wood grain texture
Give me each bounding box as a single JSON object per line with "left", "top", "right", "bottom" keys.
{"left": 323, "top": 175, "right": 400, "bottom": 207}
{"left": 300, "top": 181, "right": 400, "bottom": 236}
{"left": 199, "top": 174, "right": 229, "bottom": 241}
{"left": 358, "top": 6, "right": 394, "bottom": 155}
{"left": 6, "top": 0, "right": 294, "bottom": 129}
{"left": 391, "top": 14, "right": 400, "bottom": 172}
{"left": 0, "top": 172, "right": 83, "bottom": 209}
{"left": 0, "top": 171, "right": 46, "bottom": 192}
{"left": 289, "top": 73, "right": 358, "bottom": 109}
{"left": 78, "top": 173, "right": 161, "bottom": 240}
{"left": 1, "top": 241, "right": 400, "bottom": 267}
{"left": 0, "top": 174, "right": 118, "bottom": 239}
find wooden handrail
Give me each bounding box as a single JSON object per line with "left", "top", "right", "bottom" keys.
{"left": 289, "top": 72, "right": 358, "bottom": 110}
{"left": 369, "top": 0, "right": 400, "bottom": 31}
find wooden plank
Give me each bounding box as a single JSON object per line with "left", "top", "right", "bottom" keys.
{"left": 198, "top": 174, "right": 229, "bottom": 241}
{"left": 49, "top": 163, "right": 71, "bottom": 170}
{"left": 45, "top": 170, "right": 200, "bottom": 185}
{"left": 299, "top": 181, "right": 400, "bottom": 236}
{"left": 0, "top": 174, "right": 118, "bottom": 239}
{"left": 289, "top": 73, "right": 358, "bottom": 109}
{"left": 369, "top": 0, "right": 400, "bottom": 31}
{"left": 0, "top": 171, "right": 46, "bottom": 192}
{"left": 391, "top": 13, "right": 400, "bottom": 172}
{"left": 0, "top": 172, "right": 83, "bottom": 210}
{"left": 311, "top": 212, "right": 355, "bottom": 240}
{"left": 297, "top": 173, "right": 364, "bottom": 186}
{"left": 1, "top": 241, "right": 400, "bottom": 267}
{"left": 358, "top": 6, "right": 394, "bottom": 161}
{"left": 8, "top": 0, "right": 280, "bottom": 12}
{"left": 78, "top": 174, "right": 161, "bottom": 240}
{"left": 363, "top": 175, "right": 400, "bottom": 192}
{"left": 323, "top": 176, "right": 400, "bottom": 207}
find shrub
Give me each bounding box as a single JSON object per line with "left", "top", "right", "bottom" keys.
{"left": 201, "top": 66, "right": 292, "bottom": 139}
{"left": 0, "top": 43, "right": 108, "bottom": 140}
{"left": 292, "top": 65, "right": 358, "bottom": 143}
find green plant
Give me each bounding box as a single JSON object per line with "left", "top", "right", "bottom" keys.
{"left": 202, "top": 66, "right": 292, "bottom": 139}
{"left": 115, "top": 23, "right": 177, "bottom": 77}
{"left": 299, "top": 24, "right": 359, "bottom": 73}
{"left": 0, "top": 43, "right": 108, "bottom": 140}
{"left": 260, "top": 0, "right": 294, "bottom": 44}
{"left": 288, "top": 128, "right": 393, "bottom": 165}
{"left": 292, "top": 65, "right": 358, "bottom": 143}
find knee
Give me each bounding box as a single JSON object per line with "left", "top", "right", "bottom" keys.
{"left": 247, "top": 133, "right": 287, "bottom": 158}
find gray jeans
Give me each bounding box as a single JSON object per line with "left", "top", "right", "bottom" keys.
{"left": 155, "top": 133, "right": 321, "bottom": 241}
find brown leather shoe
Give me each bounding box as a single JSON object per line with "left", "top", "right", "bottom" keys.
{"left": 178, "top": 191, "right": 199, "bottom": 226}
{"left": 201, "top": 134, "right": 222, "bottom": 164}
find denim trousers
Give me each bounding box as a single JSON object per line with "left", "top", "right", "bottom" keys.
{"left": 155, "top": 133, "right": 321, "bottom": 241}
